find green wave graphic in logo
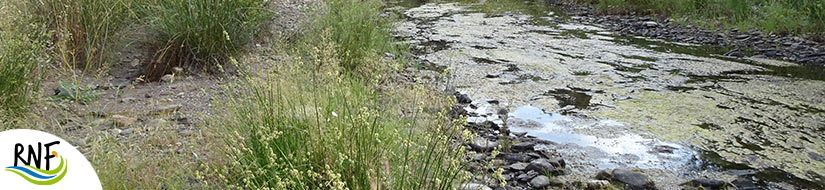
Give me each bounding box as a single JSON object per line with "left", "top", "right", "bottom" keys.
{"left": 5, "top": 156, "right": 68, "bottom": 185}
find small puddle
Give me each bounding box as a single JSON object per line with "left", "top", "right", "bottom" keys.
{"left": 508, "top": 105, "right": 698, "bottom": 170}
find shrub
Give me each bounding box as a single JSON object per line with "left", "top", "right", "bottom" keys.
{"left": 146, "top": 0, "right": 270, "bottom": 80}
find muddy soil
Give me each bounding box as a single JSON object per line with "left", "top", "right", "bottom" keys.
{"left": 390, "top": 1, "right": 825, "bottom": 189}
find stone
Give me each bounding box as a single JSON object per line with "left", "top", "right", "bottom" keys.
{"left": 161, "top": 74, "right": 174, "bottom": 83}
{"left": 508, "top": 162, "right": 528, "bottom": 171}
{"left": 120, "top": 97, "right": 137, "bottom": 103}
{"left": 512, "top": 141, "right": 535, "bottom": 151}
{"left": 119, "top": 128, "right": 135, "bottom": 137}
{"left": 526, "top": 159, "right": 555, "bottom": 174}
{"left": 596, "top": 168, "right": 656, "bottom": 190}
{"left": 517, "top": 170, "right": 539, "bottom": 182}
{"left": 111, "top": 115, "right": 137, "bottom": 128}
{"left": 529, "top": 175, "right": 551, "bottom": 188}
{"left": 470, "top": 138, "right": 499, "bottom": 152}
{"left": 456, "top": 92, "right": 472, "bottom": 104}
{"left": 642, "top": 21, "right": 658, "bottom": 28}
{"left": 735, "top": 34, "right": 750, "bottom": 40}
{"left": 471, "top": 153, "right": 487, "bottom": 161}
{"left": 680, "top": 178, "right": 734, "bottom": 190}
{"left": 460, "top": 183, "right": 492, "bottom": 190}
{"left": 502, "top": 153, "right": 530, "bottom": 162}
{"left": 547, "top": 157, "right": 566, "bottom": 168}
{"left": 586, "top": 180, "right": 610, "bottom": 189}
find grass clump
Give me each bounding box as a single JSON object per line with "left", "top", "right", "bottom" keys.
{"left": 217, "top": 38, "right": 467, "bottom": 189}
{"left": 306, "top": 0, "right": 401, "bottom": 75}
{"left": 146, "top": 0, "right": 270, "bottom": 80}
{"left": 25, "top": 0, "right": 136, "bottom": 70}
{"left": 586, "top": 0, "right": 825, "bottom": 35}
{"left": 213, "top": 0, "right": 468, "bottom": 188}
{"left": 0, "top": 3, "right": 47, "bottom": 118}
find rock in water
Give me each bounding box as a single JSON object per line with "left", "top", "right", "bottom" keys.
{"left": 456, "top": 92, "right": 472, "bottom": 104}
{"left": 680, "top": 178, "right": 735, "bottom": 190}
{"left": 596, "top": 168, "right": 656, "bottom": 190}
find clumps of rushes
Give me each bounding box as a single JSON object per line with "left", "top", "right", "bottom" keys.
{"left": 214, "top": 33, "right": 469, "bottom": 189}
{"left": 25, "top": 0, "right": 135, "bottom": 70}
{"left": 305, "top": 0, "right": 403, "bottom": 77}
{"left": 145, "top": 0, "right": 271, "bottom": 81}
{"left": 0, "top": 13, "right": 48, "bottom": 118}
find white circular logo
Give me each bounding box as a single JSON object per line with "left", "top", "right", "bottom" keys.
{"left": 0, "top": 129, "right": 101, "bottom": 189}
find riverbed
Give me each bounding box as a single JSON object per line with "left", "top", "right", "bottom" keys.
{"left": 390, "top": 0, "right": 825, "bottom": 189}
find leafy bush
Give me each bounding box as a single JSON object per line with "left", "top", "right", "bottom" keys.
{"left": 146, "top": 0, "right": 270, "bottom": 80}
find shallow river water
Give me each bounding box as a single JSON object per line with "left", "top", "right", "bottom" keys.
{"left": 390, "top": 0, "right": 825, "bottom": 189}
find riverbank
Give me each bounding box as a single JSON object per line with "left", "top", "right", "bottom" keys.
{"left": 549, "top": 0, "right": 825, "bottom": 65}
